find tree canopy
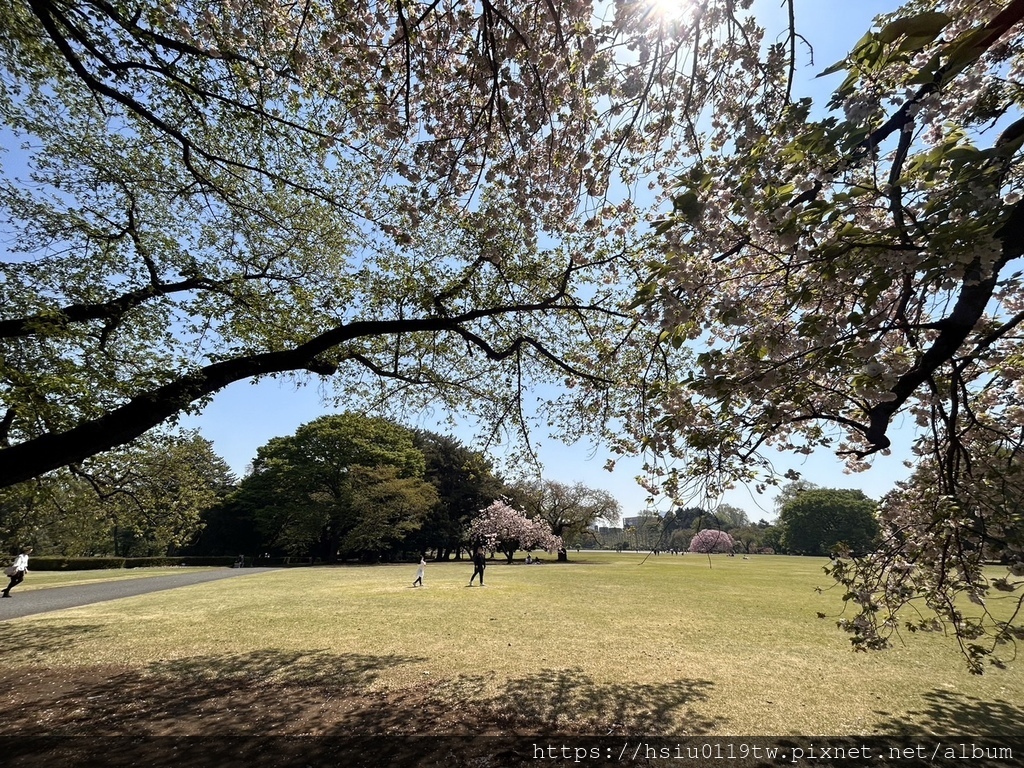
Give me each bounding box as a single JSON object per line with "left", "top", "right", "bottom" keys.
{"left": 829, "top": 436, "right": 1024, "bottom": 672}
{"left": 611, "top": 0, "right": 1024, "bottom": 670}
{"left": 510, "top": 478, "right": 621, "bottom": 560}
{"left": 0, "top": 0, "right": 702, "bottom": 485}
{"left": 689, "top": 529, "right": 734, "bottom": 555}
{"left": 469, "top": 499, "right": 562, "bottom": 563}
{"left": 627, "top": 1, "right": 1024, "bottom": 493}
{"left": 0, "top": 430, "right": 233, "bottom": 556}
{"left": 411, "top": 431, "right": 504, "bottom": 560}
{"left": 233, "top": 413, "right": 434, "bottom": 561}
{"left": 778, "top": 488, "right": 879, "bottom": 557}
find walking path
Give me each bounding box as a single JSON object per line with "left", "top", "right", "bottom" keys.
{"left": 0, "top": 568, "right": 278, "bottom": 621}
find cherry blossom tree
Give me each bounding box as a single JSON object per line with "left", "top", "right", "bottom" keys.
{"left": 0, "top": 0, "right": 715, "bottom": 486}
{"left": 828, "top": 431, "right": 1024, "bottom": 673}
{"left": 469, "top": 499, "right": 562, "bottom": 563}
{"left": 622, "top": 1, "right": 1024, "bottom": 669}
{"left": 509, "top": 478, "right": 621, "bottom": 560}
{"left": 688, "top": 529, "right": 734, "bottom": 554}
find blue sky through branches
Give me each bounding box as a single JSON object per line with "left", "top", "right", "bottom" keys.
{"left": 179, "top": 1, "right": 915, "bottom": 523}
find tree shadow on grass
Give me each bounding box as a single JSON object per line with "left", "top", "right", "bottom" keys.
{"left": 765, "top": 690, "right": 1023, "bottom": 768}
{"left": 479, "top": 666, "right": 717, "bottom": 736}
{"left": 147, "top": 647, "right": 426, "bottom": 688}
{"left": 874, "top": 689, "right": 1023, "bottom": 760}
{"left": 0, "top": 655, "right": 719, "bottom": 768}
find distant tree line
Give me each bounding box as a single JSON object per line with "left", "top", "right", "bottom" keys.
{"left": 0, "top": 413, "right": 619, "bottom": 563}
{"left": 1, "top": 414, "right": 880, "bottom": 563}
{"left": 597, "top": 505, "right": 782, "bottom": 555}
{"left": 591, "top": 483, "right": 881, "bottom": 558}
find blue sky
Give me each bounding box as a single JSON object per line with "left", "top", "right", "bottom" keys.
{"left": 181, "top": 1, "right": 915, "bottom": 523}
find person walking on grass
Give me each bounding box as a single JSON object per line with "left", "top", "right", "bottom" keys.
{"left": 412, "top": 555, "right": 426, "bottom": 587}
{"left": 2, "top": 547, "right": 32, "bottom": 598}
{"left": 469, "top": 546, "right": 486, "bottom": 586}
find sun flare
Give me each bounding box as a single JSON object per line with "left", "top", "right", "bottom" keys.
{"left": 645, "top": 0, "right": 693, "bottom": 24}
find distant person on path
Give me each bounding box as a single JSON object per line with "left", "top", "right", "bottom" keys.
{"left": 413, "top": 555, "right": 426, "bottom": 587}
{"left": 469, "top": 547, "right": 486, "bottom": 586}
{"left": 2, "top": 547, "right": 32, "bottom": 598}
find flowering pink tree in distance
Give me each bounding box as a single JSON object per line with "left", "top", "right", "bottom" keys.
{"left": 688, "top": 530, "right": 734, "bottom": 555}
{"left": 469, "top": 500, "right": 562, "bottom": 564}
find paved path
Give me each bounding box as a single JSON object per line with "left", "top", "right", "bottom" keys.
{"left": 0, "top": 568, "right": 278, "bottom": 621}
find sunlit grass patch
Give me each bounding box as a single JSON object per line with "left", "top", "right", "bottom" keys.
{"left": 14, "top": 567, "right": 222, "bottom": 592}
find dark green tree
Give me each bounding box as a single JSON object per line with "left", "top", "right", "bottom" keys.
{"left": 774, "top": 481, "right": 820, "bottom": 518}
{"left": 341, "top": 466, "right": 438, "bottom": 561}
{"left": 760, "top": 523, "right": 786, "bottom": 555}
{"left": 1, "top": 430, "right": 233, "bottom": 556}
{"left": 662, "top": 507, "right": 706, "bottom": 536}
{"left": 189, "top": 494, "right": 265, "bottom": 559}
{"left": 730, "top": 525, "right": 763, "bottom": 555}
{"left": 779, "top": 489, "right": 879, "bottom": 557}
{"left": 0, "top": 479, "right": 51, "bottom": 554}
{"left": 235, "top": 413, "right": 431, "bottom": 561}
{"left": 412, "top": 431, "right": 503, "bottom": 560}
{"left": 714, "top": 504, "right": 750, "bottom": 530}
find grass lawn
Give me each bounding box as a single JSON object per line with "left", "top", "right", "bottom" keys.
{"left": 0, "top": 552, "right": 1019, "bottom": 768}
{"left": 13, "top": 567, "right": 222, "bottom": 592}
{"left": 1, "top": 553, "right": 1021, "bottom": 764}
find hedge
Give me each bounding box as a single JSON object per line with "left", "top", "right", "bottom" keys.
{"left": 12, "top": 556, "right": 239, "bottom": 571}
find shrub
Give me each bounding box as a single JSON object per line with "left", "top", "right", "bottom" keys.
{"left": 27, "top": 557, "right": 127, "bottom": 571}
{"left": 24, "top": 556, "right": 239, "bottom": 571}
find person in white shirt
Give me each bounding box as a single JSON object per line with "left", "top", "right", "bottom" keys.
{"left": 412, "top": 555, "right": 426, "bottom": 587}
{"left": 2, "top": 547, "right": 32, "bottom": 597}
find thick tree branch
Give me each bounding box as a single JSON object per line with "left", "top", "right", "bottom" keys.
{"left": 853, "top": 200, "right": 1024, "bottom": 455}
{"left": 0, "top": 278, "right": 204, "bottom": 339}
{"left": 0, "top": 297, "right": 588, "bottom": 487}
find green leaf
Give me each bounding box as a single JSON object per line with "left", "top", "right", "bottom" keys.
{"left": 817, "top": 58, "right": 848, "bottom": 78}
{"left": 878, "top": 12, "right": 951, "bottom": 44}
{"left": 672, "top": 191, "right": 704, "bottom": 223}
{"left": 941, "top": 27, "right": 993, "bottom": 83}
{"left": 898, "top": 33, "right": 942, "bottom": 54}
{"left": 626, "top": 283, "right": 657, "bottom": 310}
{"left": 908, "top": 52, "right": 942, "bottom": 84}
{"left": 651, "top": 217, "right": 675, "bottom": 236}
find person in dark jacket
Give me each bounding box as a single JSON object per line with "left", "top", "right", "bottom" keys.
{"left": 469, "top": 547, "right": 486, "bottom": 586}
